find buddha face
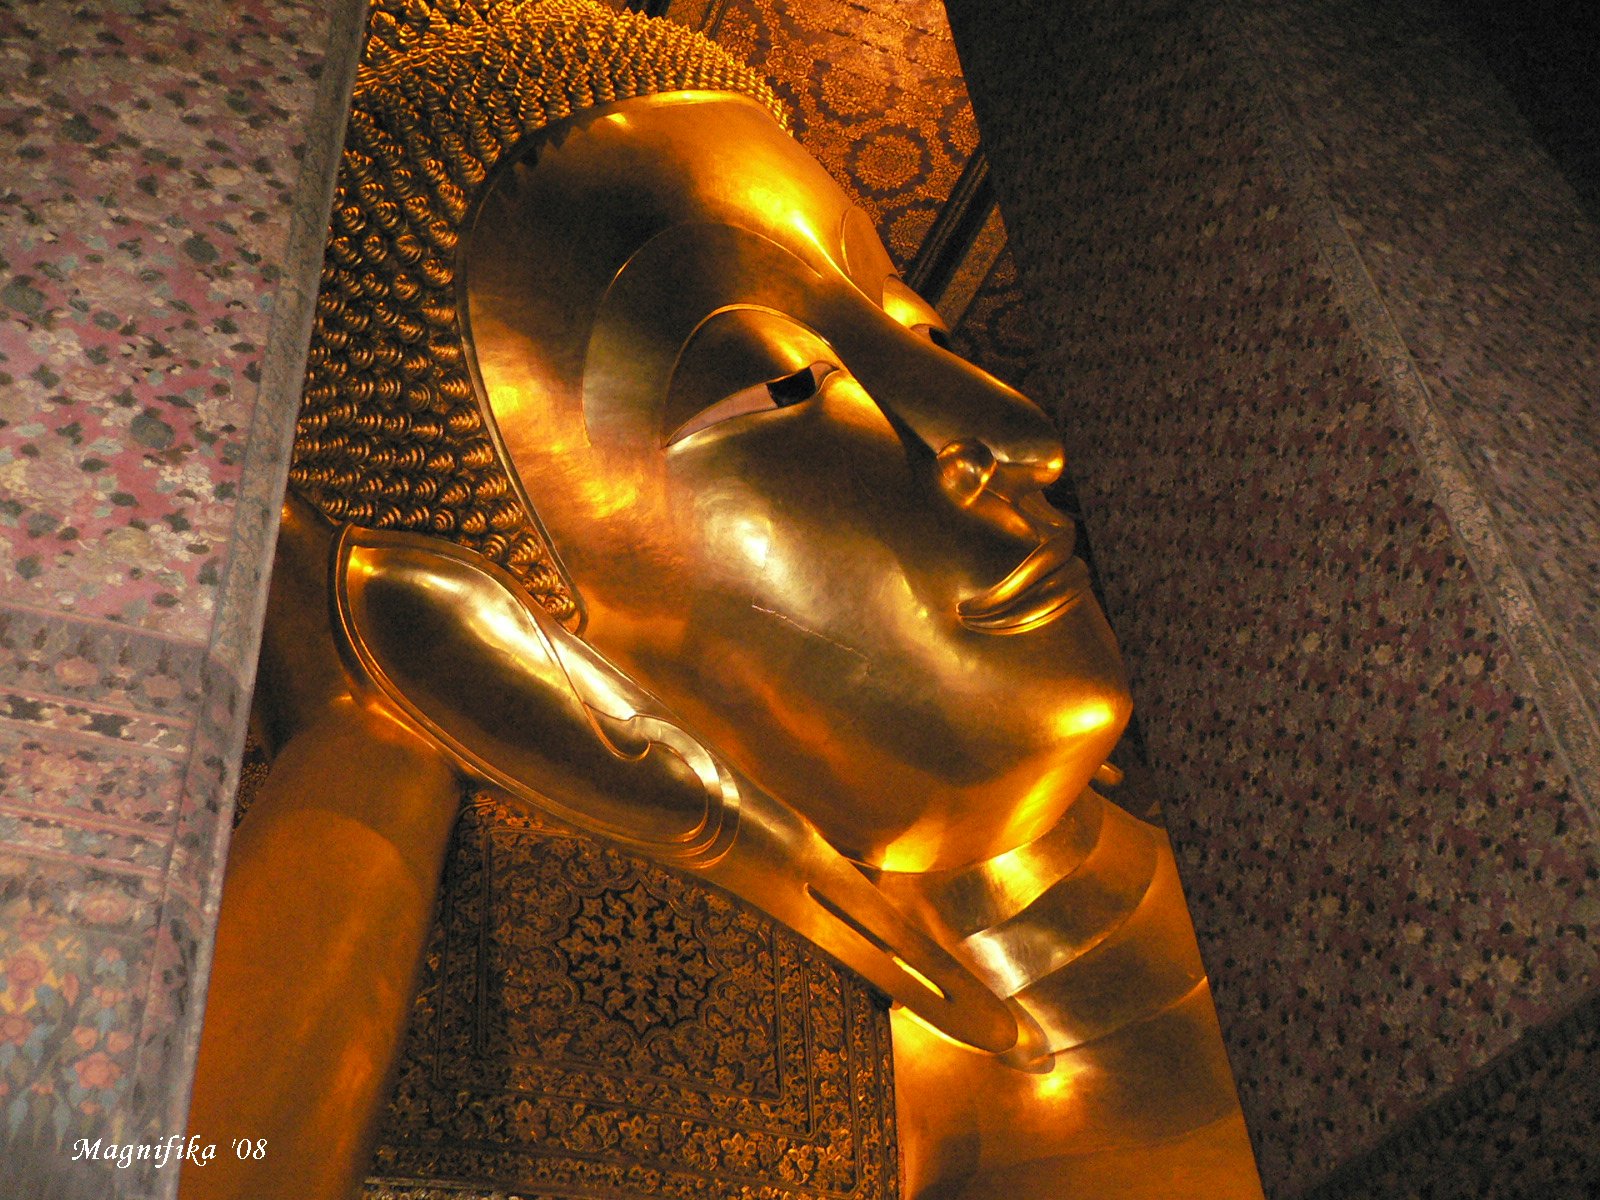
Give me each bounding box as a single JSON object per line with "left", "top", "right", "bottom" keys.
{"left": 464, "top": 93, "right": 1130, "bottom": 872}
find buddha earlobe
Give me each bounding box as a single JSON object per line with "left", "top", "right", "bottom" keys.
{"left": 331, "top": 523, "right": 739, "bottom": 863}
{"left": 329, "top": 523, "right": 1026, "bottom": 1056}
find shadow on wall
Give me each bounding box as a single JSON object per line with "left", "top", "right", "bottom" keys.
{"left": 1449, "top": 0, "right": 1600, "bottom": 218}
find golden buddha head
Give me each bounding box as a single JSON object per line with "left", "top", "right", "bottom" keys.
{"left": 292, "top": 0, "right": 1132, "bottom": 874}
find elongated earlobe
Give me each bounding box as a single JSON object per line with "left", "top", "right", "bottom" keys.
{"left": 330, "top": 523, "right": 1024, "bottom": 1054}
{"left": 333, "top": 523, "right": 739, "bottom": 864}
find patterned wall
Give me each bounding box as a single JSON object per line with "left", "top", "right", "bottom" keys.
{"left": 702, "top": 0, "right": 978, "bottom": 268}
{"left": 1302, "top": 993, "right": 1600, "bottom": 1199}
{"left": 0, "top": 4, "right": 363, "bottom": 1197}
{"left": 366, "top": 799, "right": 897, "bottom": 1200}
{"left": 945, "top": 0, "right": 1600, "bottom": 1194}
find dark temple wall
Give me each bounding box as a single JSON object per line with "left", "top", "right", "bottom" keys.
{"left": 945, "top": 0, "right": 1600, "bottom": 1195}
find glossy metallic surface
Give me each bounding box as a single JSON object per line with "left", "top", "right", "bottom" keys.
{"left": 189, "top": 83, "right": 1262, "bottom": 1200}
{"left": 466, "top": 94, "right": 1132, "bottom": 875}
{"left": 333, "top": 520, "right": 1021, "bottom": 1053}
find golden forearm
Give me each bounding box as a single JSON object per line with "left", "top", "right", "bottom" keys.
{"left": 182, "top": 700, "right": 459, "bottom": 1200}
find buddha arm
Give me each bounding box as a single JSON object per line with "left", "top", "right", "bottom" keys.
{"left": 182, "top": 501, "right": 461, "bottom": 1200}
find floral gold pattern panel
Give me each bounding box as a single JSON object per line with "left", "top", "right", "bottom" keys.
{"left": 365, "top": 795, "right": 899, "bottom": 1200}
{"left": 705, "top": 0, "right": 980, "bottom": 268}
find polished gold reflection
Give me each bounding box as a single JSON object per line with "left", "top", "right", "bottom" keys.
{"left": 188, "top": 26, "right": 1263, "bottom": 1200}
{"left": 467, "top": 94, "right": 1130, "bottom": 874}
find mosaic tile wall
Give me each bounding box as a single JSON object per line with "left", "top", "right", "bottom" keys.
{"left": 945, "top": 0, "right": 1600, "bottom": 1194}
{"left": 1301, "top": 993, "right": 1600, "bottom": 1200}
{"left": 0, "top": 1, "right": 365, "bottom": 1196}
{"left": 365, "top": 797, "right": 898, "bottom": 1200}
{"left": 1242, "top": 0, "right": 1600, "bottom": 797}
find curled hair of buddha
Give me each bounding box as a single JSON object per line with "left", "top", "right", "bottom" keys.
{"left": 290, "top": 0, "right": 784, "bottom": 620}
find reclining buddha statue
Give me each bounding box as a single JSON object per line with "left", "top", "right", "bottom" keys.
{"left": 184, "top": 3, "right": 1264, "bottom": 1197}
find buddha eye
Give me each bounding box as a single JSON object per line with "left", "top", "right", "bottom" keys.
{"left": 767, "top": 362, "right": 833, "bottom": 405}
{"left": 664, "top": 308, "right": 840, "bottom": 447}
{"left": 665, "top": 362, "right": 836, "bottom": 446}
{"left": 910, "top": 322, "right": 953, "bottom": 351}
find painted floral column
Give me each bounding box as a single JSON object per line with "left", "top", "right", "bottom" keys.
{"left": 0, "top": 2, "right": 363, "bottom": 1197}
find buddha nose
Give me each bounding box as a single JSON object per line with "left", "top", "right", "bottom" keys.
{"left": 936, "top": 434, "right": 1074, "bottom": 545}
{"left": 857, "top": 344, "right": 1063, "bottom": 480}
{"left": 916, "top": 381, "right": 1065, "bottom": 498}
{"left": 937, "top": 435, "right": 1067, "bottom": 505}
{"left": 936, "top": 438, "right": 998, "bottom": 506}
{"left": 872, "top": 355, "right": 1067, "bottom": 544}
{"left": 838, "top": 304, "right": 1068, "bottom": 513}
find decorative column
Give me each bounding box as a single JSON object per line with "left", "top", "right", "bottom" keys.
{"left": 0, "top": 2, "right": 364, "bottom": 1197}
{"left": 946, "top": 0, "right": 1600, "bottom": 1194}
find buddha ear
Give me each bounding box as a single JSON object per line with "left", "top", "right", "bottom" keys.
{"left": 328, "top": 522, "right": 1027, "bottom": 1055}
{"left": 329, "top": 524, "right": 737, "bottom": 862}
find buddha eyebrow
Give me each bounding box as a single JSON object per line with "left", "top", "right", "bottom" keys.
{"left": 583, "top": 221, "right": 831, "bottom": 444}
